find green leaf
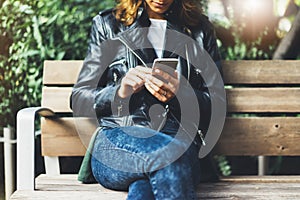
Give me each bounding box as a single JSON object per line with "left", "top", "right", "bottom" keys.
{"left": 32, "top": 16, "right": 44, "bottom": 52}
{"left": 56, "top": 51, "right": 66, "bottom": 60}
{"left": 18, "top": 50, "right": 40, "bottom": 58}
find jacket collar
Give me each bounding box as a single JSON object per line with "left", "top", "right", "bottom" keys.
{"left": 117, "top": 2, "right": 188, "bottom": 65}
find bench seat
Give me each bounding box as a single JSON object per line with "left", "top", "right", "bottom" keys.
{"left": 10, "top": 174, "right": 300, "bottom": 200}
{"left": 12, "top": 60, "right": 300, "bottom": 199}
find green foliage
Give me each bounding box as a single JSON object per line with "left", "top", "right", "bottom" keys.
{"left": 269, "top": 156, "right": 283, "bottom": 174}
{"left": 214, "top": 155, "right": 232, "bottom": 176}
{"left": 219, "top": 28, "right": 272, "bottom": 60}
{"left": 0, "top": 0, "right": 114, "bottom": 127}
{"left": 211, "top": 1, "right": 279, "bottom": 60}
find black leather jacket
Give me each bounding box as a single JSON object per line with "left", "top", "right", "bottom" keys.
{"left": 71, "top": 4, "right": 223, "bottom": 141}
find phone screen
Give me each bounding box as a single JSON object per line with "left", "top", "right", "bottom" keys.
{"left": 152, "top": 58, "right": 178, "bottom": 75}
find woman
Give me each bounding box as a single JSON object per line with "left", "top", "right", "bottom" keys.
{"left": 71, "top": 0, "right": 223, "bottom": 199}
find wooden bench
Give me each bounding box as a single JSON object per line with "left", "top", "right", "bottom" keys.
{"left": 11, "top": 60, "right": 300, "bottom": 199}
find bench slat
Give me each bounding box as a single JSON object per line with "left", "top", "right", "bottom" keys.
{"left": 10, "top": 187, "right": 300, "bottom": 200}
{"left": 41, "top": 87, "right": 300, "bottom": 113}
{"left": 43, "top": 60, "right": 83, "bottom": 85}
{"left": 10, "top": 191, "right": 127, "bottom": 200}
{"left": 42, "top": 60, "right": 300, "bottom": 85}
{"left": 41, "top": 117, "right": 97, "bottom": 156}
{"left": 214, "top": 117, "right": 300, "bottom": 156}
{"left": 220, "top": 176, "right": 300, "bottom": 183}
{"left": 41, "top": 117, "right": 300, "bottom": 156}
{"left": 42, "top": 87, "right": 72, "bottom": 113}
{"left": 222, "top": 60, "right": 300, "bottom": 84}
{"left": 10, "top": 175, "right": 300, "bottom": 200}
{"left": 227, "top": 87, "right": 300, "bottom": 113}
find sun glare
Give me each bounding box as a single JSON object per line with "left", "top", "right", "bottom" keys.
{"left": 275, "top": 0, "right": 290, "bottom": 16}
{"left": 243, "top": 0, "right": 265, "bottom": 12}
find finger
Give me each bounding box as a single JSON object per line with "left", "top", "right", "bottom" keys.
{"left": 157, "top": 69, "right": 179, "bottom": 93}
{"left": 135, "top": 66, "right": 152, "bottom": 74}
{"left": 128, "top": 67, "right": 152, "bottom": 82}
{"left": 145, "top": 78, "right": 161, "bottom": 93}
{"left": 145, "top": 82, "right": 173, "bottom": 102}
{"left": 122, "top": 76, "right": 144, "bottom": 91}
{"left": 145, "top": 77, "right": 175, "bottom": 101}
{"left": 145, "top": 82, "right": 168, "bottom": 102}
{"left": 146, "top": 75, "right": 177, "bottom": 95}
{"left": 146, "top": 74, "right": 164, "bottom": 88}
{"left": 127, "top": 68, "right": 143, "bottom": 81}
{"left": 152, "top": 68, "right": 179, "bottom": 86}
{"left": 126, "top": 73, "right": 144, "bottom": 85}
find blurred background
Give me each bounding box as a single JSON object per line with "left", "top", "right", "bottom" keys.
{"left": 1, "top": 0, "right": 300, "bottom": 199}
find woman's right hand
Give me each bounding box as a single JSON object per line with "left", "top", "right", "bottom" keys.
{"left": 117, "top": 66, "right": 152, "bottom": 98}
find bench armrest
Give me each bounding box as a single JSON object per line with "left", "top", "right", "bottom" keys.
{"left": 16, "top": 107, "right": 56, "bottom": 191}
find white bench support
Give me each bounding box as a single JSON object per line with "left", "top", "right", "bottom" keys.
{"left": 16, "top": 107, "right": 55, "bottom": 190}
{"left": 3, "top": 127, "right": 16, "bottom": 200}
{"left": 44, "top": 156, "right": 60, "bottom": 176}
{"left": 258, "top": 156, "right": 268, "bottom": 176}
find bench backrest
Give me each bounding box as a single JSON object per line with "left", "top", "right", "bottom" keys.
{"left": 41, "top": 60, "right": 300, "bottom": 157}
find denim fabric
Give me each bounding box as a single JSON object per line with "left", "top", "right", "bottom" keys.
{"left": 91, "top": 126, "right": 202, "bottom": 200}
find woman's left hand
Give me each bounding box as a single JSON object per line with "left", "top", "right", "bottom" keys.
{"left": 145, "top": 68, "right": 179, "bottom": 102}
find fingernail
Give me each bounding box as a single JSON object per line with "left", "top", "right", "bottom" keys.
{"left": 155, "top": 69, "right": 160, "bottom": 73}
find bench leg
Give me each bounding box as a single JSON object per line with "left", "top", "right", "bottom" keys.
{"left": 258, "top": 156, "right": 268, "bottom": 175}
{"left": 3, "top": 127, "right": 16, "bottom": 200}
{"left": 44, "top": 156, "right": 60, "bottom": 176}
{"left": 16, "top": 107, "right": 41, "bottom": 190}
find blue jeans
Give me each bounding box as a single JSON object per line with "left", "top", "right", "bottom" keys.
{"left": 91, "top": 126, "right": 202, "bottom": 200}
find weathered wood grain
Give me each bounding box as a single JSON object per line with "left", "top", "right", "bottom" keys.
{"left": 10, "top": 175, "right": 300, "bottom": 200}
{"left": 220, "top": 176, "right": 300, "bottom": 183}
{"left": 41, "top": 117, "right": 97, "bottom": 156}
{"left": 41, "top": 87, "right": 300, "bottom": 113}
{"left": 40, "top": 117, "right": 300, "bottom": 156}
{"left": 42, "top": 60, "right": 300, "bottom": 85}
{"left": 10, "top": 191, "right": 127, "bottom": 200}
{"left": 222, "top": 60, "right": 300, "bottom": 84}
{"left": 42, "top": 87, "right": 72, "bottom": 113}
{"left": 43, "top": 60, "right": 83, "bottom": 85}
{"left": 214, "top": 117, "right": 300, "bottom": 156}
{"left": 227, "top": 88, "right": 300, "bottom": 113}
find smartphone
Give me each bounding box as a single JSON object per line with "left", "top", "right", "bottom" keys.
{"left": 152, "top": 58, "right": 179, "bottom": 76}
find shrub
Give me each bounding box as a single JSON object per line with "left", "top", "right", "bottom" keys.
{"left": 0, "top": 0, "right": 114, "bottom": 127}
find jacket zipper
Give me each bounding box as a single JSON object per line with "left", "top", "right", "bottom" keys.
{"left": 114, "top": 37, "right": 149, "bottom": 121}
{"left": 116, "top": 37, "right": 171, "bottom": 130}
{"left": 115, "top": 37, "right": 149, "bottom": 68}
{"left": 197, "top": 130, "right": 206, "bottom": 146}
{"left": 117, "top": 104, "right": 123, "bottom": 116}
{"left": 169, "top": 111, "right": 206, "bottom": 146}
{"left": 156, "top": 105, "right": 169, "bottom": 131}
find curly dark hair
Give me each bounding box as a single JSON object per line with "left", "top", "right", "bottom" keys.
{"left": 114, "top": 0, "right": 203, "bottom": 26}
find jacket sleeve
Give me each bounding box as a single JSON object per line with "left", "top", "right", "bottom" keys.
{"left": 203, "top": 20, "right": 222, "bottom": 75}
{"left": 70, "top": 14, "right": 120, "bottom": 117}
{"left": 173, "top": 21, "right": 224, "bottom": 134}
